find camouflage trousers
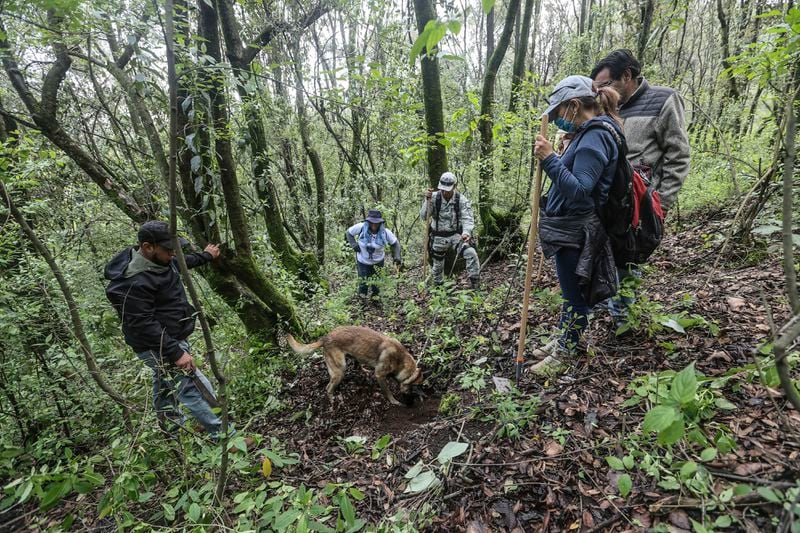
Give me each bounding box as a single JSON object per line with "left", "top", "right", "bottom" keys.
{"left": 431, "top": 233, "right": 480, "bottom": 284}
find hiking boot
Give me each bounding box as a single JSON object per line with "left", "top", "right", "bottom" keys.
{"left": 527, "top": 340, "right": 567, "bottom": 376}
{"left": 469, "top": 277, "right": 480, "bottom": 290}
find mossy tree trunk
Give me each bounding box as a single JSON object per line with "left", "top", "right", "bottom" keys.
{"left": 477, "top": 0, "right": 522, "bottom": 258}
{"left": 413, "top": 0, "right": 449, "bottom": 188}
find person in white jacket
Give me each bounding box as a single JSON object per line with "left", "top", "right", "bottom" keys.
{"left": 345, "top": 209, "right": 402, "bottom": 298}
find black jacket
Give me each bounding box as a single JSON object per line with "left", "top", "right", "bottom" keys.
{"left": 104, "top": 247, "right": 212, "bottom": 361}
{"left": 539, "top": 211, "right": 617, "bottom": 307}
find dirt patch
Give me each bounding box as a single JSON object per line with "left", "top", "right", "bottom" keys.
{"left": 375, "top": 395, "right": 441, "bottom": 434}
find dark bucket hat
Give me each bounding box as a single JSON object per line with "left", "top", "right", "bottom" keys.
{"left": 365, "top": 209, "right": 385, "bottom": 224}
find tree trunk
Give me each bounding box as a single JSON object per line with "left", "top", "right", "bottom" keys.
{"left": 716, "top": 0, "right": 740, "bottom": 100}
{"left": 487, "top": 6, "right": 495, "bottom": 62}
{"left": 636, "top": 0, "right": 654, "bottom": 62}
{"left": 413, "top": 0, "right": 449, "bottom": 187}
{"left": 477, "top": 0, "right": 523, "bottom": 256}
{"left": 509, "top": 0, "right": 535, "bottom": 113}
{"left": 292, "top": 39, "right": 327, "bottom": 265}
{"left": 214, "top": 0, "right": 323, "bottom": 282}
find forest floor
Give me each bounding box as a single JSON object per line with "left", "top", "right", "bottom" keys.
{"left": 249, "top": 208, "right": 799, "bottom": 532}
{"left": 14, "top": 209, "right": 799, "bottom": 532}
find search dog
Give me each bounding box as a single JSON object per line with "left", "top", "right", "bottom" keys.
{"left": 287, "top": 326, "right": 423, "bottom": 406}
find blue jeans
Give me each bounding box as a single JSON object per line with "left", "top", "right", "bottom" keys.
{"left": 356, "top": 260, "right": 384, "bottom": 296}
{"left": 136, "top": 340, "right": 225, "bottom": 438}
{"left": 608, "top": 267, "right": 640, "bottom": 320}
{"left": 555, "top": 248, "right": 590, "bottom": 352}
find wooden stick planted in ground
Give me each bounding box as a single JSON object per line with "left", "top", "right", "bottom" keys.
{"left": 516, "top": 114, "right": 548, "bottom": 381}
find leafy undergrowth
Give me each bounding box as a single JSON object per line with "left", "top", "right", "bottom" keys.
{"left": 4, "top": 211, "right": 799, "bottom": 532}
{"left": 249, "top": 212, "right": 800, "bottom": 532}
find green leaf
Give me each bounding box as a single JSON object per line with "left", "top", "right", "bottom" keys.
{"left": 187, "top": 502, "right": 202, "bottom": 523}
{"left": 409, "top": 33, "right": 428, "bottom": 66}
{"left": 426, "top": 23, "right": 447, "bottom": 54}
{"left": 623, "top": 455, "right": 635, "bottom": 470}
{"left": 348, "top": 487, "right": 365, "bottom": 501}
{"left": 714, "top": 397, "right": 737, "bottom": 410}
{"left": 714, "top": 515, "right": 733, "bottom": 528}
{"left": 345, "top": 519, "right": 365, "bottom": 533}
{"left": 643, "top": 405, "right": 680, "bottom": 433}
{"left": 756, "top": 486, "right": 782, "bottom": 503}
{"left": 617, "top": 474, "right": 632, "bottom": 498}
{"left": 446, "top": 19, "right": 462, "bottom": 34}
{"left": 162, "top": 502, "right": 175, "bottom": 521}
{"left": 670, "top": 363, "right": 698, "bottom": 405}
{"left": 700, "top": 448, "right": 718, "bottom": 461}
{"left": 658, "top": 418, "right": 685, "bottom": 445}
{"left": 3, "top": 478, "right": 23, "bottom": 490}
{"left": 482, "top": 0, "right": 496, "bottom": 13}
{"left": 18, "top": 481, "right": 33, "bottom": 504}
{"left": 690, "top": 518, "right": 710, "bottom": 533}
{"left": 40, "top": 480, "right": 68, "bottom": 512}
{"left": 275, "top": 509, "right": 301, "bottom": 529}
{"left": 659, "top": 317, "right": 686, "bottom": 333}
{"left": 374, "top": 434, "right": 391, "bottom": 450}
{"left": 687, "top": 429, "right": 709, "bottom": 447}
{"left": 339, "top": 493, "right": 356, "bottom": 525}
{"left": 437, "top": 441, "right": 469, "bottom": 464}
{"left": 308, "top": 520, "right": 336, "bottom": 533}
{"left": 679, "top": 461, "right": 698, "bottom": 479}
{"left": 658, "top": 476, "right": 680, "bottom": 491}
{"left": 733, "top": 483, "right": 753, "bottom": 496}
{"left": 404, "top": 461, "right": 424, "bottom": 479}
{"left": 606, "top": 456, "right": 625, "bottom": 471}
{"left": 405, "top": 471, "right": 439, "bottom": 493}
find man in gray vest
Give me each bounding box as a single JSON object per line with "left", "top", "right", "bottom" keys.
{"left": 591, "top": 49, "right": 690, "bottom": 212}
{"left": 420, "top": 172, "right": 480, "bottom": 289}
{"left": 591, "top": 49, "right": 690, "bottom": 327}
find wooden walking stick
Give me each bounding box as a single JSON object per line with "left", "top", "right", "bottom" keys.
{"left": 421, "top": 195, "right": 433, "bottom": 280}
{"left": 516, "top": 114, "right": 548, "bottom": 382}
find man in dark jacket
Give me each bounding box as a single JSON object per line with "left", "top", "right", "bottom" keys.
{"left": 105, "top": 221, "right": 225, "bottom": 436}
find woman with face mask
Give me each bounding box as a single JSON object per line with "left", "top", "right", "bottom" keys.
{"left": 529, "top": 75, "right": 623, "bottom": 373}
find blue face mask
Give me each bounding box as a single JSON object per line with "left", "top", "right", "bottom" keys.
{"left": 554, "top": 103, "right": 578, "bottom": 133}
{"left": 554, "top": 116, "right": 575, "bottom": 133}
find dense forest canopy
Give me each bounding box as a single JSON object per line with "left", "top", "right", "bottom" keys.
{"left": 0, "top": 0, "right": 798, "bottom": 530}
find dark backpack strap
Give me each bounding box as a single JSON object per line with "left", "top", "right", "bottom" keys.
{"left": 571, "top": 121, "right": 627, "bottom": 207}
{"left": 454, "top": 192, "right": 461, "bottom": 234}
{"left": 434, "top": 191, "right": 441, "bottom": 233}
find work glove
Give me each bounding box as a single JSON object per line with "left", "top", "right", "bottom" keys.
{"left": 351, "top": 244, "right": 360, "bottom": 252}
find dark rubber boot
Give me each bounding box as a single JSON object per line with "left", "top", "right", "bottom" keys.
{"left": 469, "top": 277, "right": 480, "bottom": 290}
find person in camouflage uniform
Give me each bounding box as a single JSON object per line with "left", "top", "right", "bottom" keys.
{"left": 419, "top": 172, "right": 480, "bottom": 289}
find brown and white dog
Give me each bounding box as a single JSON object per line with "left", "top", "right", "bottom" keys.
{"left": 287, "top": 326, "right": 423, "bottom": 406}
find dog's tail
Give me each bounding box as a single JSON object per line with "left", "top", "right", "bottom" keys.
{"left": 286, "top": 334, "right": 324, "bottom": 355}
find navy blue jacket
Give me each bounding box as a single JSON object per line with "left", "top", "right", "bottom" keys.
{"left": 541, "top": 116, "right": 621, "bottom": 216}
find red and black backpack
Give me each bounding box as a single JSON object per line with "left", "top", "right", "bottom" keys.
{"left": 574, "top": 120, "right": 665, "bottom": 267}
